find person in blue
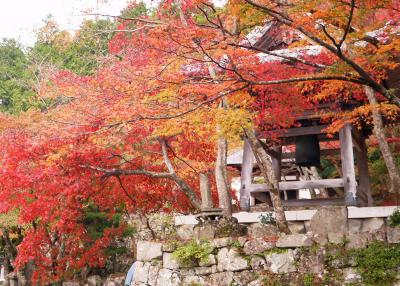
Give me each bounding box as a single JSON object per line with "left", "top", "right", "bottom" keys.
{"left": 124, "top": 261, "right": 138, "bottom": 286}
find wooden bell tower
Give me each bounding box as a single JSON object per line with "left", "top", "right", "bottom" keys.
{"left": 239, "top": 103, "right": 373, "bottom": 210}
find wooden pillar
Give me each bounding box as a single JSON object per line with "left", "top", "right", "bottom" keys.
{"left": 240, "top": 139, "right": 254, "bottom": 210}
{"left": 355, "top": 136, "right": 373, "bottom": 206}
{"left": 339, "top": 124, "right": 357, "bottom": 205}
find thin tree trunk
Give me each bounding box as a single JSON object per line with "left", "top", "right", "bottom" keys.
{"left": 1, "top": 229, "right": 15, "bottom": 286}
{"left": 244, "top": 129, "right": 290, "bottom": 234}
{"left": 215, "top": 131, "right": 232, "bottom": 217}
{"left": 206, "top": 49, "right": 232, "bottom": 217}
{"left": 160, "top": 139, "right": 202, "bottom": 210}
{"left": 3, "top": 257, "right": 10, "bottom": 286}
{"left": 175, "top": 0, "right": 222, "bottom": 212}
{"left": 365, "top": 86, "right": 400, "bottom": 193}
{"left": 200, "top": 172, "right": 213, "bottom": 209}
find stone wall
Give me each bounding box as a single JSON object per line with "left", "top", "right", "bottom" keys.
{"left": 59, "top": 207, "right": 400, "bottom": 286}
{"left": 131, "top": 207, "right": 400, "bottom": 286}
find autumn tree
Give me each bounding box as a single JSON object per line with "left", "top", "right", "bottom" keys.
{"left": 235, "top": 0, "right": 400, "bottom": 191}
{"left": 30, "top": 15, "right": 116, "bottom": 76}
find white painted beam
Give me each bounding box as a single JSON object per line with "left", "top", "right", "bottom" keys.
{"left": 249, "top": 178, "right": 344, "bottom": 192}
{"left": 174, "top": 206, "right": 399, "bottom": 225}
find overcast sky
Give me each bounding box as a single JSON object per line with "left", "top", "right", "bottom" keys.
{"left": 0, "top": 0, "right": 130, "bottom": 47}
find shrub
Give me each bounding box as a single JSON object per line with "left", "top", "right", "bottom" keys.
{"left": 259, "top": 212, "right": 276, "bottom": 225}
{"left": 172, "top": 240, "right": 213, "bottom": 266}
{"left": 388, "top": 208, "right": 400, "bottom": 227}
{"left": 302, "top": 274, "right": 315, "bottom": 286}
{"left": 352, "top": 242, "right": 400, "bottom": 286}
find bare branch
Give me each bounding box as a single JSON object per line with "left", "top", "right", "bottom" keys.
{"left": 244, "top": 0, "right": 398, "bottom": 105}
{"left": 90, "top": 26, "right": 156, "bottom": 33}
{"left": 166, "top": 142, "right": 199, "bottom": 174}
{"left": 243, "top": 0, "right": 292, "bottom": 23}
{"left": 85, "top": 13, "right": 165, "bottom": 25}
{"left": 116, "top": 176, "right": 136, "bottom": 205}
{"left": 81, "top": 164, "right": 173, "bottom": 179}
{"left": 338, "top": 0, "right": 355, "bottom": 48}
{"left": 251, "top": 75, "right": 366, "bottom": 85}
{"left": 320, "top": 24, "right": 339, "bottom": 47}
{"left": 124, "top": 83, "right": 249, "bottom": 122}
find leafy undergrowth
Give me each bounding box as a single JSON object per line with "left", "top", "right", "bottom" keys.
{"left": 352, "top": 242, "right": 400, "bottom": 286}
{"left": 388, "top": 208, "right": 400, "bottom": 227}
{"left": 172, "top": 240, "right": 213, "bottom": 266}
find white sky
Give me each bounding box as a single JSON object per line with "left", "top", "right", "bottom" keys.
{"left": 0, "top": 0, "right": 131, "bottom": 47}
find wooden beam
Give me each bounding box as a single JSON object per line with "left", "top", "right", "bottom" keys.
{"left": 276, "top": 125, "right": 329, "bottom": 138}
{"left": 282, "top": 198, "right": 345, "bottom": 207}
{"left": 249, "top": 178, "right": 344, "bottom": 192}
{"left": 280, "top": 178, "right": 344, "bottom": 191}
{"left": 339, "top": 124, "right": 357, "bottom": 205}
{"left": 282, "top": 134, "right": 339, "bottom": 145}
{"left": 240, "top": 139, "right": 254, "bottom": 210}
{"left": 282, "top": 148, "right": 341, "bottom": 159}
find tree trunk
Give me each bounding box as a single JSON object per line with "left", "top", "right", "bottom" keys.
{"left": 199, "top": 172, "right": 213, "bottom": 209}
{"left": 215, "top": 130, "right": 233, "bottom": 217}
{"left": 244, "top": 129, "right": 290, "bottom": 233}
{"left": 160, "top": 139, "right": 202, "bottom": 210}
{"left": 176, "top": 0, "right": 232, "bottom": 215}
{"left": 3, "top": 254, "right": 10, "bottom": 286}
{"left": 208, "top": 54, "right": 232, "bottom": 217}
{"left": 364, "top": 86, "right": 400, "bottom": 193}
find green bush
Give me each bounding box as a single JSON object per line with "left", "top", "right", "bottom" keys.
{"left": 352, "top": 242, "right": 400, "bottom": 286}
{"left": 302, "top": 274, "right": 315, "bottom": 286}
{"left": 172, "top": 240, "right": 213, "bottom": 266}
{"left": 259, "top": 212, "right": 276, "bottom": 225}
{"left": 388, "top": 208, "right": 400, "bottom": 227}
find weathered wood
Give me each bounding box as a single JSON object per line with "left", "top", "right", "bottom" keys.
{"left": 295, "top": 103, "right": 339, "bottom": 120}
{"left": 240, "top": 139, "right": 254, "bottom": 210}
{"left": 282, "top": 148, "right": 340, "bottom": 159}
{"left": 200, "top": 173, "right": 213, "bottom": 209}
{"left": 276, "top": 125, "right": 329, "bottom": 138}
{"left": 282, "top": 134, "right": 339, "bottom": 146}
{"left": 339, "top": 124, "right": 357, "bottom": 205}
{"left": 251, "top": 195, "right": 346, "bottom": 207}
{"left": 244, "top": 129, "right": 290, "bottom": 234}
{"left": 248, "top": 178, "right": 344, "bottom": 192}
{"left": 355, "top": 135, "right": 373, "bottom": 206}
{"left": 282, "top": 198, "right": 345, "bottom": 207}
